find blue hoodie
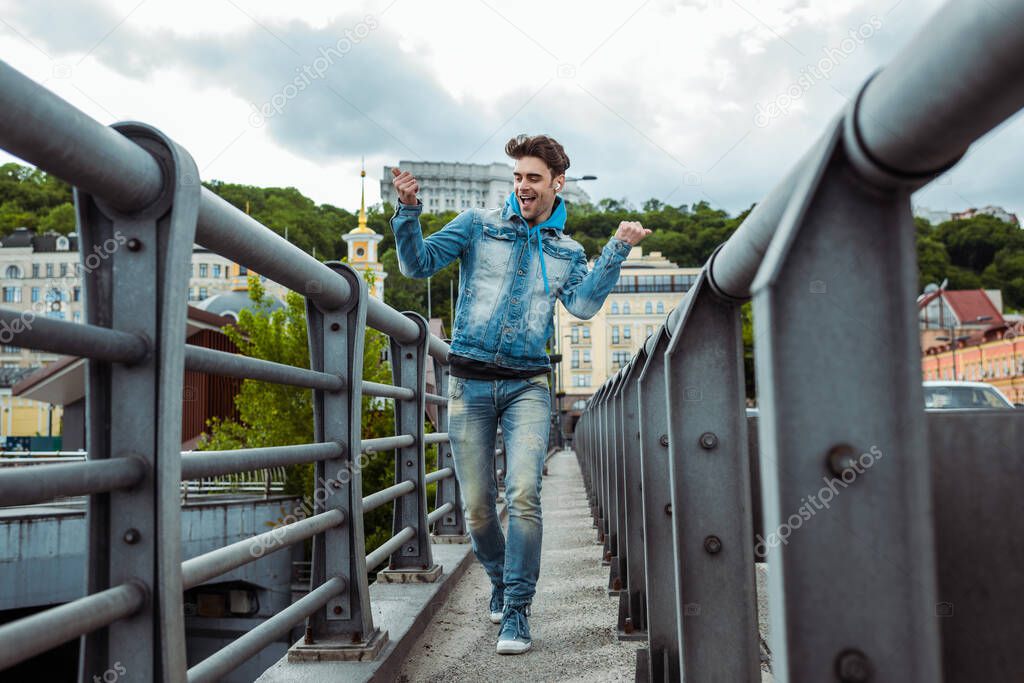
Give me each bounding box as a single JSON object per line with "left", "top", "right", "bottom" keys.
{"left": 506, "top": 191, "right": 568, "bottom": 295}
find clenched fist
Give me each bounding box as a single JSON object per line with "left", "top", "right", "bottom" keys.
{"left": 391, "top": 167, "right": 419, "bottom": 205}
{"left": 614, "top": 221, "right": 651, "bottom": 246}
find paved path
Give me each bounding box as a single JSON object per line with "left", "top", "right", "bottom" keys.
{"left": 397, "top": 449, "right": 639, "bottom": 682}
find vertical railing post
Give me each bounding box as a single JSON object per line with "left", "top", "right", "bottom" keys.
{"left": 431, "top": 354, "right": 468, "bottom": 541}
{"left": 294, "top": 262, "right": 387, "bottom": 659}
{"left": 383, "top": 312, "right": 441, "bottom": 580}
{"left": 615, "top": 358, "right": 647, "bottom": 641}
{"left": 76, "top": 123, "right": 198, "bottom": 682}
{"left": 607, "top": 372, "right": 627, "bottom": 592}
{"left": 635, "top": 326, "right": 680, "bottom": 682}
{"left": 663, "top": 269, "right": 760, "bottom": 680}
{"left": 751, "top": 114, "right": 941, "bottom": 680}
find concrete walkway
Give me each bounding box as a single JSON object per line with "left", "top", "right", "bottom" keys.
{"left": 397, "top": 449, "right": 639, "bottom": 682}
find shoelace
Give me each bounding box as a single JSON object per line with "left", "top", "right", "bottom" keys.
{"left": 501, "top": 603, "right": 530, "bottom": 638}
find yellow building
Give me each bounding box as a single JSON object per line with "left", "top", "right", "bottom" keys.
{"left": 0, "top": 390, "right": 62, "bottom": 440}
{"left": 342, "top": 164, "right": 386, "bottom": 300}
{"left": 554, "top": 247, "right": 699, "bottom": 412}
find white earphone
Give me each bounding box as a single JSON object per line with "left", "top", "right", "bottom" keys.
{"left": 555, "top": 183, "right": 561, "bottom": 189}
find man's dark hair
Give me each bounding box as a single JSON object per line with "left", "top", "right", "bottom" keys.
{"left": 505, "top": 134, "right": 570, "bottom": 177}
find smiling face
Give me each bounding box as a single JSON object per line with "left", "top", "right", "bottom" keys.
{"left": 513, "top": 156, "right": 564, "bottom": 226}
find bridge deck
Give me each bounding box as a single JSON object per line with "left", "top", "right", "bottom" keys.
{"left": 398, "top": 449, "right": 637, "bottom": 682}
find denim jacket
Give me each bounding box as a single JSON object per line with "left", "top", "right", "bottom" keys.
{"left": 389, "top": 193, "right": 632, "bottom": 370}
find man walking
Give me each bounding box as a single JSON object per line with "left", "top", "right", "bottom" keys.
{"left": 389, "top": 134, "right": 649, "bottom": 655}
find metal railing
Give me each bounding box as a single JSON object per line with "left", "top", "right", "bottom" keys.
{"left": 576, "top": 0, "right": 1024, "bottom": 681}
{"left": 0, "top": 60, "right": 466, "bottom": 682}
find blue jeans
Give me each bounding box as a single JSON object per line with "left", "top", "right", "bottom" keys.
{"left": 447, "top": 374, "right": 551, "bottom": 606}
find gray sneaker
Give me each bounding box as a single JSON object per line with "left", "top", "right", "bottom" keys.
{"left": 496, "top": 603, "right": 532, "bottom": 654}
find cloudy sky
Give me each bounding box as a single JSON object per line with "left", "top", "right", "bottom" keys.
{"left": 1, "top": 0, "right": 1020, "bottom": 218}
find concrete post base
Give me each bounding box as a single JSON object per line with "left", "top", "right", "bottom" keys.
{"left": 376, "top": 564, "right": 444, "bottom": 584}
{"left": 287, "top": 627, "right": 389, "bottom": 662}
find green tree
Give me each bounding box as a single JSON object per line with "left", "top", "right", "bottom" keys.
{"left": 198, "top": 274, "right": 398, "bottom": 551}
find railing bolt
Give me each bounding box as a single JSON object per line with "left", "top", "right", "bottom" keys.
{"left": 623, "top": 617, "right": 634, "bottom": 634}
{"left": 835, "top": 649, "right": 872, "bottom": 682}
{"left": 659, "top": 434, "right": 669, "bottom": 447}
{"left": 703, "top": 535, "right": 722, "bottom": 554}
{"left": 330, "top": 480, "right": 341, "bottom": 489}
{"left": 699, "top": 432, "right": 718, "bottom": 450}
{"left": 333, "top": 605, "right": 342, "bottom": 615}
{"left": 407, "top": 546, "right": 415, "bottom": 553}
{"left": 612, "top": 577, "right": 622, "bottom": 590}
{"left": 123, "top": 528, "right": 140, "bottom": 544}
{"left": 304, "top": 626, "right": 314, "bottom": 644}
{"left": 126, "top": 238, "right": 141, "bottom": 251}
{"left": 604, "top": 550, "right": 612, "bottom": 562}
{"left": 664, "top": 503, "right": 672, "bottom": 515}
{"left": 827, "top": 444, "right": 859, "bottom": 479}
{"left": 330, "top": 322, "right": 340, "bottom": 331}
{"left": 405, "top": 460, "right": 413, "bottom": 467}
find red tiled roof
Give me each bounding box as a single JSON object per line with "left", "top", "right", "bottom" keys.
{"left": 941, "top": 290, "right": 1003, "bottom": 326}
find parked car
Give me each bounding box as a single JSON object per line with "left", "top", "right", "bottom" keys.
{"left": 923, "top": 381, "right": 1014, "bottom": 410}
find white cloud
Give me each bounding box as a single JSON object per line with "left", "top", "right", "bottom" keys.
{"left": 0, "top": 0, "right": 1020, "bottom": 221}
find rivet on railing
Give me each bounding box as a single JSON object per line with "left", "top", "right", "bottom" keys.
{"left": 703, "top": 535, "right": 722, "bottom": 554}
{"left": 659, "top": 434, "right": 669, "bottom": 447}
{"left": 122, "top": 528, "right": 141, "bottom": 544}
{"left": 827, "top": 444, "right": 859, "bottom": 479}
{"left": 835, "top": 649, "right": 872, "bottom": 682}
{"left": 329, "top": 322, "right": 340, "bottom": 332}
{"left": 699, "top": 432, "right": 718, "bottom": 450}
{"left": 126, "top": 238, "right": 141, "bottom": 251}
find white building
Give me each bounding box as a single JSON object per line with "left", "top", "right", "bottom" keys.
{"left": 380, "top": 161, "right": 592, "bottom": 214}
{"left": 0, "top": 227, "right": 286, "bottom": 369}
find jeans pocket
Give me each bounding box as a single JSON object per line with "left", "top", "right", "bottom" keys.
{"left": 449, "top": 377, "right": 465, "bottom": 401}
{"left": 526, "top": 374, "right": 548, "bottom": 390}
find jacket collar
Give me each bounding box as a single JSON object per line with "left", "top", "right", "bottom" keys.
{"left": 502, "top": 192, "right": 567, "bottom": 234}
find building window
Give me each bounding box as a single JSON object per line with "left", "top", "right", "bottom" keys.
{"left": 73, "top": 311, "right": 81, "bottom": 322}
{"left": 623, "top": 302, "right": 630, "bottom": 314}
{"left": 31, "top": 264, "right": 39, "bottom": 278}
{"left": 583, "top": 349, "right": 591, "bottom": 364}
{"left": 611, "top": 326, "right": 620, "bottom": 344}
{"left": 657, "top": 301, "right": 665, "bottom": 314}
{"left": 46, "top": 263, "right": 54, "bottom": 277}
{"left": 571, "top": 349, "right": 579, "bottom": 368}
{"left": 571, "top": 327, "right": 579, "bottom": 343}
{"left": 623, "top": 326, "right": 631, "bottom": 339}
{"left": 582, "top": 327, "right": 590, "bottom": 339}
{"left": 356, "top": 247, "right": 365, "bottom": 257}
{"left": 212, "top": 264, "right": 222, "bottom": 278}
{"left": 199, "top": 263, "right": 208, "bottom": 278}
{"left": 2, "top": 287, "right": 21, "bottom": 303}
{"left": 611, "top": 302, "right": 619, "bottom": 314}
{"left": 239, "top": 265, "right": 248, "bottom": 275}
{"left": 199, "top": 287, "right": 208, "bottom": 299}
{"left": 2, "top": 345, "right": 18, "bottom": 353}
{"left": 30, "top": 287, "right": 40, "bottom": 302}
{"left": 72, "top": 286, "right": 81, "bottom": 302}
{"left": 645, "top": 301, "right": 653, "bottom": 314}
{"left": 60, "top": 263, "right": 67, "bottom": 277}
{"left": 4, "top": 265, "right": 21, "bottom": 279}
